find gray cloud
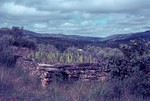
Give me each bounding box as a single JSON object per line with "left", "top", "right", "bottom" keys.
{"left": 0, "top": 0, "right": 150, "bottom": 37}
{"left": 11, "top": 0, "right": 150, "bottom": 13}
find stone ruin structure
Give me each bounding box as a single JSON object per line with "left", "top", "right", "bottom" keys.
{"left": 37, "top": 63, "right": 109, "bottom": 87}
{"left": 16, "top": 56, "right": 109, "bottom": 87}
{"left": 14, "top": 47, "right": 110, "bottom": 87}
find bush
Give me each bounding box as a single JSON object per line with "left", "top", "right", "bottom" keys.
{"left": 0, "top": 52, "right": 20, "bottom": 67}
{"left": 107, "top": 39, "right": 150, "bottom": 99}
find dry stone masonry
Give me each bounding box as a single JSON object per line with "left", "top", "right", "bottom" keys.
{"left": 38, "top": 63, "right": 109, "bottom": 87}
{"left": 17, "top": 56, "right": 109, "bottom": 87}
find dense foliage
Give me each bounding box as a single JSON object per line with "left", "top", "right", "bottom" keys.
{"left": 0, "top": 27, "right": 36, "bottom": 67}
{"left": 0, "top": 27, "right": 149, "bottom": 101}
{"left": 106, "top": 39, "right": 150, "bottom": 99}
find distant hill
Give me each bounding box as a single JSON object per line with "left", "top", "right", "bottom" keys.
{"left": 23, "top": 30, "right": 102, "bottom": 42}
{"left": 100, "top": 31, "right": 149, "bottom": 48}
{"left": 23, "top": 29, "right": 150, "bottom": 42}
{"left": 1, "top": 27, "right": 150, "bottom": 51}
{"left": 103, "top": 31, "right": 150, "bottom": 42}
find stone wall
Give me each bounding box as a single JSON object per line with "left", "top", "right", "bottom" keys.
{"left": 17, "top": 57, "right": 109, "bottom": 87}
{"left": 38, "top": 63, "right": 109, "bottom": 87}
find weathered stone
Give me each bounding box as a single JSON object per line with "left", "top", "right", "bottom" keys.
{"left": 41, "top": 78, "right": 52, "bottom": 87}
{"left": 81, "top": 78, "right": 91, "bottom": 81}
{"left": 38, "top": 67, "right": 62, "bottom": 72}
{"left": 17, "top": 59, "right": 109, "bottom": 87}
{"left": 97, "top": 76, "right": 107, "bottom": 81}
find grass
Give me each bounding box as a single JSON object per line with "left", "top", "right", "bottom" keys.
{"left": 0, "top": 66, "right": 149, "bottom": 101}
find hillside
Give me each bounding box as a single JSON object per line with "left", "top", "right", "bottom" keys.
{"left": 1, "top": 27, "right": 149, "bottom": 52}
{"left": 0, "top": 27, "right": 150, "bottom": 101}
{"left": 23, "top": 29, "right": 150, "bottom": 42}
{"left": 22, "top": 29, "right": 150, "bottom": 51}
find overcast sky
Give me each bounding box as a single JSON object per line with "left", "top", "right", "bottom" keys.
{"left": 0, "top": 0, "right": 150, "bottom": 37}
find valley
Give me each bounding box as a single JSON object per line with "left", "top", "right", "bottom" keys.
{"left": 0, "top": 27, "right": 150, "bottom": 101}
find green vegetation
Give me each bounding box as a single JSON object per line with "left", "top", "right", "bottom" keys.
{"left": 28, "top": 47, "right": 95, "bottom": 64}
{"left": 0, "top": 27, "right": 149, "bottom": 101}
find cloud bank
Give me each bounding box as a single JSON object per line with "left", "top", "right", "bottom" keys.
{"left": 0, "top": 0, "right": 150, "bottom": 37}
